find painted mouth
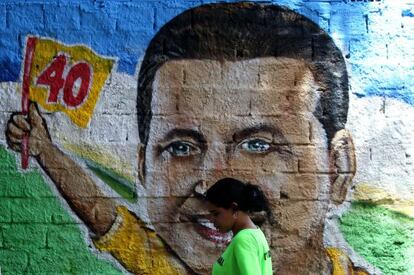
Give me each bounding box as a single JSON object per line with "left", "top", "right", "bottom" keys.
{"left": 194, "top": 217, "right": 232, "bottom": 244}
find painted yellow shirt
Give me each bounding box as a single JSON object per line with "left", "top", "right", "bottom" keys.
{"left": 94, "top": 206, "right": 369, "bottom": 275}
{"left": 94, "top": 206, "right": 188, "bottom": 275}
{"left": 326, "top": 247, "right": 370, "bottom": 275}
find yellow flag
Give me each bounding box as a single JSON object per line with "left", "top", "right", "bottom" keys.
{"left": 22, "top": 36, "right": 114, "bottom": 128}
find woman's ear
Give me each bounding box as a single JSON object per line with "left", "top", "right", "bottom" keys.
{"left": 329, "top": 129, "right": 356, "bottom": 205}
{"left": 231, "top": 203, "right": 239, "bottom": 219}
{"left": 231, "top": 202, "right": 239, "bottom": 212}
{"left": 138, "top": 143, "right": 145, "bottom": 185}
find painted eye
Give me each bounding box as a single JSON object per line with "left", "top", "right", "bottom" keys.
{"left": 165, "top": 141, "right": 200, "bottom": 157}
{"left": 240, "top": 139, "right": 271, "bottom": 153}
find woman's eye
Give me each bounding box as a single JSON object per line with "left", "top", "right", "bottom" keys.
{"left": 240, "top": 139, "right": 271, "bottom": 153}
{"left": 165, "top": 141, "right": 200, "bottom": 157}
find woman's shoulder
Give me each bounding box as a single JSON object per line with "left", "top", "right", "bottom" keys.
{"left": 233, "top": 228, "right": 264, "bottom": 244}
{"left": 231, "top": 228, "right": 270, "bottom": 256}
{"left": 237, "top": 228, "right": 270, "bottom": 247}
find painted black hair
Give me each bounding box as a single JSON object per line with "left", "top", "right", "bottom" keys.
{"left": 137, "top": 2, "right": 349, "bottom": 146}
{"left": 205, "top": 178, "right": 270, "bottom": 213}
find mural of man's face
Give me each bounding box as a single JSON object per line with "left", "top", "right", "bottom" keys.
{"left": 142, "top": 57, "right": 344, "bottom": 272}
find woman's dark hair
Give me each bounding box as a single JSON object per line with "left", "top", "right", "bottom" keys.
{"left": 205, "top": 178, "right": 270, "bottom": 213}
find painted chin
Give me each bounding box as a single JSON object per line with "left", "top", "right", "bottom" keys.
{"left": 195, "top": 218, "right": 232, "bottom": 245}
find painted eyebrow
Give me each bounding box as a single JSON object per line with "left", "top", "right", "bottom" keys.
{"left": 162, "top": 128, "right": 207, "bottom": 144}
{"left": 232, "top": 124, "right": 288, "bottom": 144}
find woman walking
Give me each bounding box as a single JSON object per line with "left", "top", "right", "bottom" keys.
{"left": 205, "top": 178, "right": 273, "bottom": 275}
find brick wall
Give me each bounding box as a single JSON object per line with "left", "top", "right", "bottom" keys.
{"left": 0, "top": 1, "right": 413, "bottom": 274}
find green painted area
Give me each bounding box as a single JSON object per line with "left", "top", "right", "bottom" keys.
{"left": 85, "top": 159, "right": 137, "bottom": 203}
{"left": 340, "top": 201, "right": 414, "bottom": 275}
{"left": 0, "top": 145, "right": 122, "bottom": 274}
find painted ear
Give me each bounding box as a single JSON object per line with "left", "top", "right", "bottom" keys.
{"left": 329, "top": 129, "right": 356, "bottom": 205}
{"left": 138, "top": 143, "right": 146, "bottom": 185}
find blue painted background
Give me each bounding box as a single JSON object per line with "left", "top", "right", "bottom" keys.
{"left": 0, "top": 0, "right": 414, "bottom": 106}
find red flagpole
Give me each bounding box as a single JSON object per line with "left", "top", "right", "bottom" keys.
{"left": 21, "top": 36, "right": 37, "bottom": 169}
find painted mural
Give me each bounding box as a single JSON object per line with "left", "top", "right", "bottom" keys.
{"left": 1, "top": 1, "right": 414, "bottom": 275}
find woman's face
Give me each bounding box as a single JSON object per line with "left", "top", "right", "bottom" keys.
{"left": 206, "top": 202, "right": 236, "bottom": 233}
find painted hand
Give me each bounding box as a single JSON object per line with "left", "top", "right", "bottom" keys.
{"left": 6, "top": 102, "right": 52, "bottom": 157}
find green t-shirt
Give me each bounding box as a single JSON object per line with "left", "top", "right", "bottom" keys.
{"left": 212, "top": 228, "right": 273, "bottom": 275}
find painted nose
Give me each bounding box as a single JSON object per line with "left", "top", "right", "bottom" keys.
{"left": 194, "top": 180, "right": 209, "bottom": 197}
{"left": 202, "top": 143, "right": 228, "bottom": 172}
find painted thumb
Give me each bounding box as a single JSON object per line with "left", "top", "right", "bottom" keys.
{"left": 28, "top": 102, "right": 43, "bottom": 126}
